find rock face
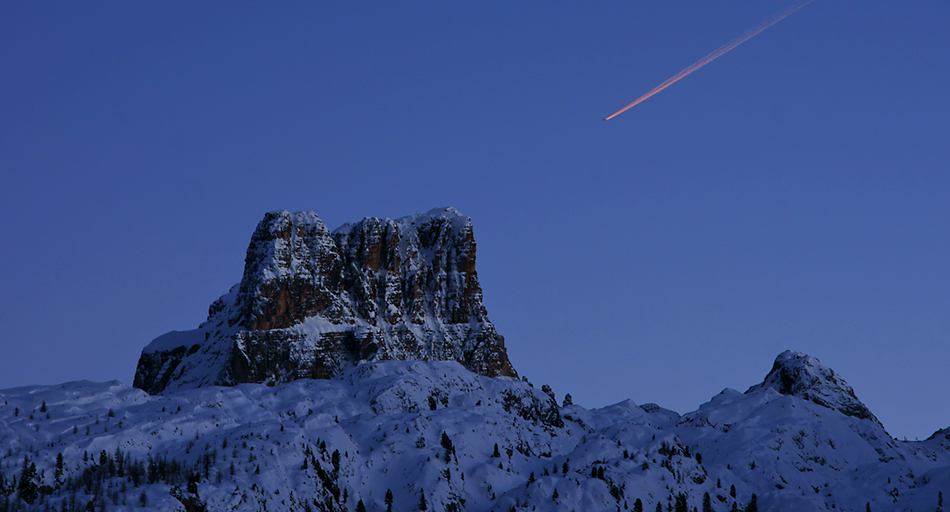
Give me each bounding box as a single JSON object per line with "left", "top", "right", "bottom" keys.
{"left": 134, "top": 207, "right": 516, "bottom": 394}
{"left": 745, "top": 350, "right": 880, "bottom": 425}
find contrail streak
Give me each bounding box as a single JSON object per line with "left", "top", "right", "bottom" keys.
{"left": 604, "top": 0, "right": 815, "bottom": 120}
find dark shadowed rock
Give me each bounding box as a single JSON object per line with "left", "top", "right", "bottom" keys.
{"left": 134, "top": 207, "right": 516, "bottom": 394}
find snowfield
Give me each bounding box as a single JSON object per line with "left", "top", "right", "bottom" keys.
{"left": 1, "top": 355, "right": 948, "bottom": 512}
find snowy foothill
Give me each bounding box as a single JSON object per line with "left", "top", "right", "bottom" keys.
{"left": 1, "top": 355, "right": 948, "bottom": 512}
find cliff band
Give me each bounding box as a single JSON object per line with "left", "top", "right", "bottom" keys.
{"left": 133, "top": 207, "right": 516, "bottom": 394}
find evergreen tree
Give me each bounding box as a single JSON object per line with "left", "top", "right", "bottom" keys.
{"left": 139, "top": 492, "right": 149, "bottom": 508}
{"left": 940, "top": 491, "right": 944, "bottom": 508}
{"left": 729, "top": 484, "right": 736, "bottom": 498}
{"left": 866, "top": 502, "right": 871, "bottom": 512}
{"left": 562, "top": 394, "right": 573, "bottom": 407}
{"left": 674, "top": 493, "right": 688, "bottom": 512}
{"left": 187, "top": 472, "right": 199, "bottom": 495}
{"left": 385, "top": 489, "right": 394, "bottom": 512}
{"left": 55, "top": 452, "right": 64, "bottom": 483}
{"left": 356, "top": 499, "right": 366, "bottom": 512}
{"left": 441, "top": 432, "right": 455, "bottom": 462}
{"left": 493, "top": 443, "right": 500, "bottom": 458}
{"left": 419, "top": 490, "right": 428, "bottom": 511}
{"left": 730, "top": 502, "right": 738, "bottom": 512}
{"left": 702, "top": 492, "right": 712, "bottom": 512}
{"left": 656, "top": 503, "right": 663, "bottom": 512}
{"left": 16, "top": 457, "right": 38, "bottom": 505}
{"left": 633, "top": 498, "right": 643, "bottom": 512}
{"left": 746, "top": 494, "right": 757, "bottom": 512}
{"left": 552, "top": 488, "right": 559, "bottom": 500}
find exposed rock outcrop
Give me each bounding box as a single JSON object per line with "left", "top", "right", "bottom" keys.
{"left": 134, "top": 207, "right": 516, "bottom": 394}
{"left": 746, "top": 350, "right": 880, "bottom": 425}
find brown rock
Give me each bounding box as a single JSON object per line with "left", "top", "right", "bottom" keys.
{"left": 134, "top": 207, "right": 517, "bottom": 394}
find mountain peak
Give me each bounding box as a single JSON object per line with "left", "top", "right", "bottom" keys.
{"left": 746, "top": 350, "right": 879, "bottom": 424}
{"left": 133, "top": 208, "right": 516, "bottom": 394}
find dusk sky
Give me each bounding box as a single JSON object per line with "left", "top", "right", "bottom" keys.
{"left": 2, "top": 2, "right": 948, "bottom": 441}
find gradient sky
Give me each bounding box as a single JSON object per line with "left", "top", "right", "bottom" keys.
{"left": 2, "top": 2, "right": 948, "bottom": 441}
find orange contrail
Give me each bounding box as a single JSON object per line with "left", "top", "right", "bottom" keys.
{"left": 604, "top": 0, "right": 816, "bottom": 120}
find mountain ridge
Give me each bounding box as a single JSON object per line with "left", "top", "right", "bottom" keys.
{"left": 3, "top": 208, "right": 947, "bottom": 512}
{"left": 2, "top": 353, "right": 948, "bottom": 512}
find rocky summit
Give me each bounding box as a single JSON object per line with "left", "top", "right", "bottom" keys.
{"left": 133, "top": 207, "right": 516, "bottom": 394}
{"left": 745, "top": 350, "right": 880, "bottom": 425}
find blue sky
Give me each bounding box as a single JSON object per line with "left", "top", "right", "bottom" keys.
{"left": 1, "top": 1, "right": 948, "bottom": 440}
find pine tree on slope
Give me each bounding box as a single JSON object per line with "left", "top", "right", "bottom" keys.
{"left": 674, "top": 493, "right": 688, "bottom": 512}
{"left": 746, "top": 494, "right": 758, "bottom": 512}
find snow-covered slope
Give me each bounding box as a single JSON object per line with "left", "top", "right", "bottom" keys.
{"left": 2, "top": 354, "right": 948, "bottom": 512}
{"left": 133, "top": 208, "right": 515, "bottom": 395}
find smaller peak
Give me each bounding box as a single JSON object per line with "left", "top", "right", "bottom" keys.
{"left": 258, "top": 209, "right": 324, "bottom": 226}
{"left": 252, "top": 210, "right": 329, "bottom": 241}
{"left": 426, "top": 206, "right": 463, "bottom": 217}
{"left": 747, "top": 351, "right": 879, "bottom": 425}
{"left": 927, "top": 427, "right": 950, "bottom": 441}
{"left": 420, "top": 206, "right": 464, "bottom": 218}
{"left": 926, "top": 426, "right": 950, "bottom": 443}
{"left": 397, "top": 207, "right": 470, "bottom": 226}
{"left": 640, "top": 403, "right": 680, "bottom": 418}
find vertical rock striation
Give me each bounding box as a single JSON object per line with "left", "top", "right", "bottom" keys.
{"left": 134, "top": 207, "right": 516, "bottom": 394}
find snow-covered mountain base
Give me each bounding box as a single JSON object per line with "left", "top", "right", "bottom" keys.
{"left": 1, "top": 355, "right": 948, "bottom": 512}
